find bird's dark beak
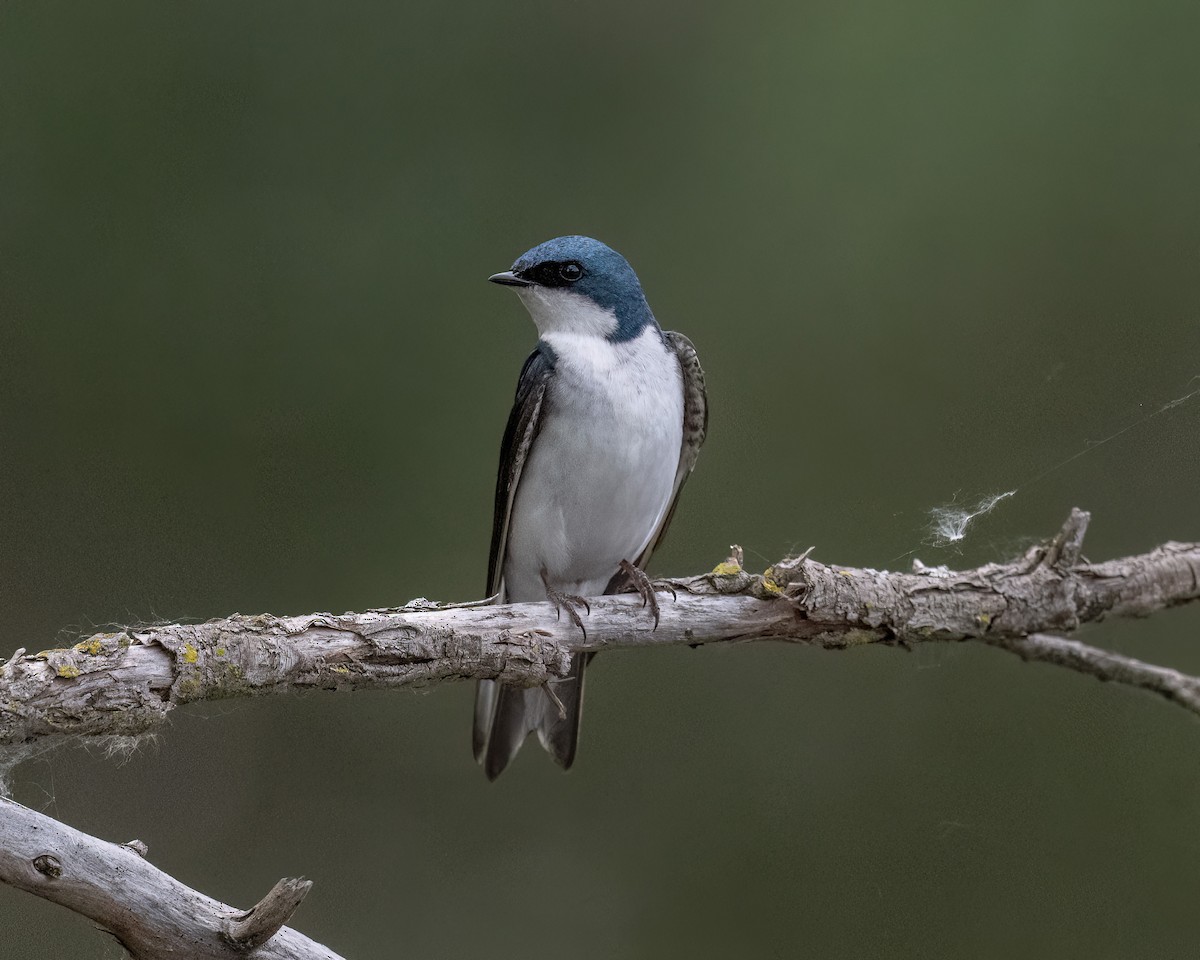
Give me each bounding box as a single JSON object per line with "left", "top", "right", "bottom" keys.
{"left": 488, "top": 271, "right": 533, "bottom": 287}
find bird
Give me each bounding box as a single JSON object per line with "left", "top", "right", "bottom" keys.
{"left": 474, "top": 235, "right": 707, "bottom": 780}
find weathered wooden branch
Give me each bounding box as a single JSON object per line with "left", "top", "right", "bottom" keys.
{"left": 3, "top": 507, "right": 1200, "bottom": 957}
{"left": 0, "top": 796, "right": 343, "bottom": 959}
{"left": 2, "top": 508, "right": 1199, "bottom": 756}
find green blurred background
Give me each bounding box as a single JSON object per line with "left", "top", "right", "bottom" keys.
{"left": 2, "top": 1, "right": 1199, "bottom": 956}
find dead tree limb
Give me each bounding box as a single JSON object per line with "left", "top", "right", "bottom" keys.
{"left": 0, "top": 797, "right": 343, "bottom": 959}
{"left": 2, "top": 508, "right": 1198, "bottom": 753}
{"left": 2, "top": 507, "right": 1200, "bottom": 958}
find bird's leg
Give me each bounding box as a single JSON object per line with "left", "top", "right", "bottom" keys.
{"left": 618, "top": 559, "right": 662, "bottom": 630}
{"left": 540, "top": 568, "right": 591, "bottom": 639}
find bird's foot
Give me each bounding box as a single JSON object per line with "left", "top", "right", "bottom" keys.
{"left": 541, "top": 569, "right": 591, "bottom": 639}
{"left": 618, "top": 559, "right": 665, "bottom": 630}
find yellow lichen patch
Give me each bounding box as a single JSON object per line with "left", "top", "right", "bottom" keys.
{"left": 182, "top": 643, "right": 199, "bottom": 664}
{"left": 74, "top": 639, "right": 103, "bottom": 656}
{"left": 977, "top": 613, "right": 991, "bottom": 626}
{"left": 759, "top": 577, "right": 783, "bottom": 596}
{"left": 56, "top": 664, "right": 80, "bottom": 679}
{"left": 711, "top": 561, "right": 742, "bottom": 576}
{"left": 215, "top": 647, "right": 226, "bottom": 657}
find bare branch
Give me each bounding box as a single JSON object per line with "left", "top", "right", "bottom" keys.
{"left": 985, "top": 633, "right": 1200, "bottom": 714}
{"left": 0, "top": 797, "right": 343, "bottom": 960}
{"left": 2, "top": 508, "right": 1198, "bottom": 755}
{"left": 2, "top": 507, "right": 1200, "bottom": 957}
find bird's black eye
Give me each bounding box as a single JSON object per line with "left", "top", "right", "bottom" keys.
{"left": 559, "top": 261, "right": 584, "bottom": 282}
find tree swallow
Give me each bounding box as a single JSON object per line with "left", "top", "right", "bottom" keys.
{"left": 474, "top": 235, "right": 708, "bottom": 779}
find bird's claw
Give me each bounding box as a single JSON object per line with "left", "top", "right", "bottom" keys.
{"left": 619, "top": 559, "right": 662, "bottom": 630}
{"left": 547, "top": 591, "right": 590, "bottom": 638}
{"left": 541, "top": 569, "right": 590, "bottom": 639}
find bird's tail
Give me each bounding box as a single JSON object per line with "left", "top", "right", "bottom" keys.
{"left": 473, "top": 653, "right": 588, "bottom": 781}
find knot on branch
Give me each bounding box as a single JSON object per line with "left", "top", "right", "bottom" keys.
{"left": 121, "top": 839, "right": 149, "bottom": 857}
{"left": 32, "top": 854, "right": 62, "bottom": 879}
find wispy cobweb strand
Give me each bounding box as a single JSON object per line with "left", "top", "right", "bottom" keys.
{"left": 918, "top": 375, "right": 1200, "bottom": 553}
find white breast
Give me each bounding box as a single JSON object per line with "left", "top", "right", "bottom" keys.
{"left": 503, "top": 326, "right": 684, "bottom": 602}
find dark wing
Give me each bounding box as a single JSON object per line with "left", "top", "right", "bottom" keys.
{"left": 474, "top": 344, "right": 555, "bottom": 766}
{"left": 630, "top": 330, "right": 708, "bottom": 572}
{"left": 484, "top": 344, "right": 555, "bottom": 599}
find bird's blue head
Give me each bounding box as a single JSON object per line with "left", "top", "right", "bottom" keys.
{"left": 489, "top": 236, "right": 658, "bottom": 343}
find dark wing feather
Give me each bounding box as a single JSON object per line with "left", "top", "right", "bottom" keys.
{"left": 631, "top": 330, "right": 708, "bottom": 571}
{"left": 484, "top": 345, "right": 555, "bottom": 598}
{"left": 473, "top": 345, "right": 555, "bottom": 765}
